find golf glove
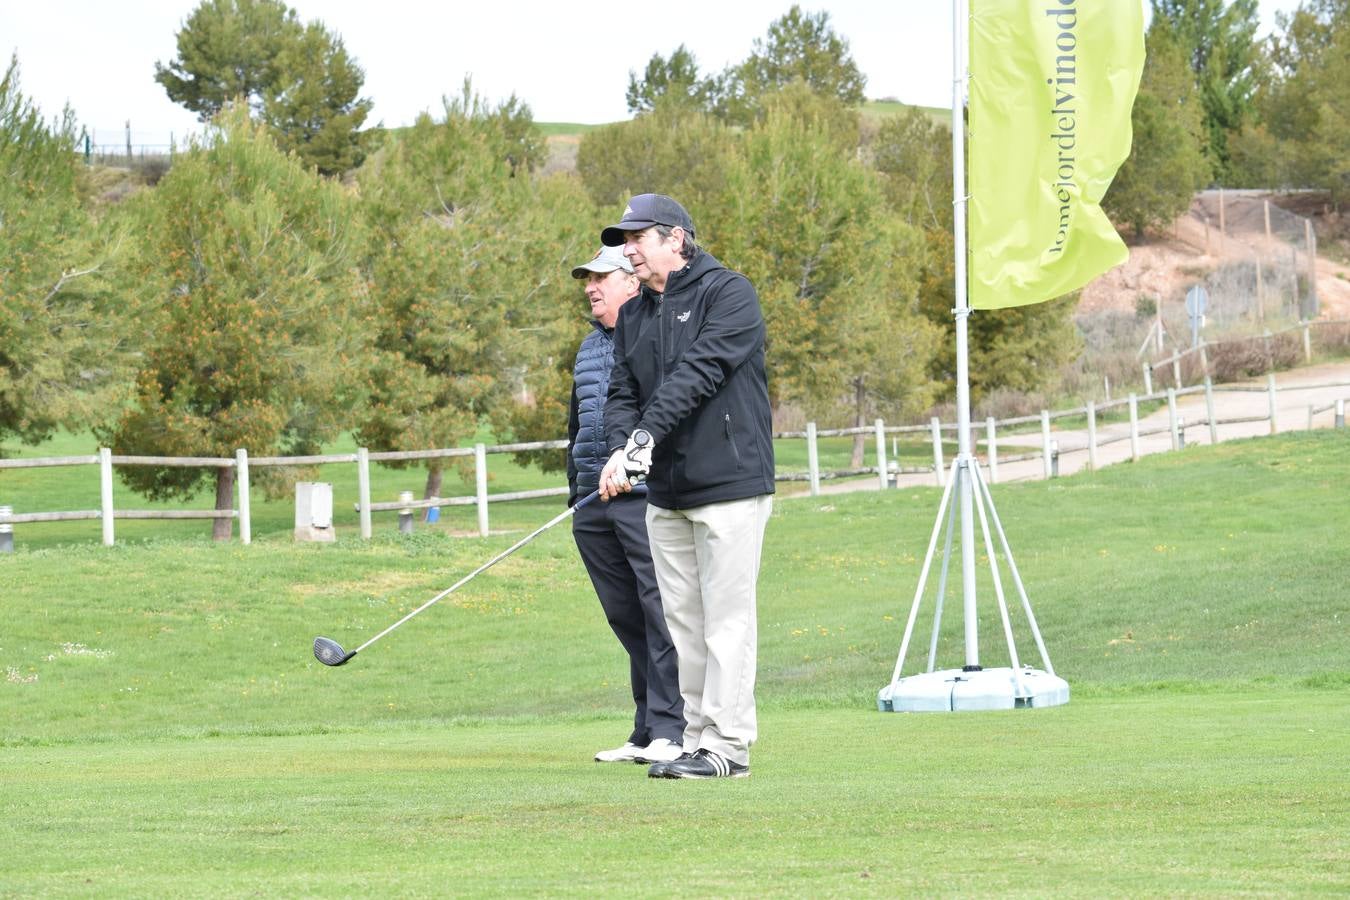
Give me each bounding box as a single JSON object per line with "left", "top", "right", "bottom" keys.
{"left": 600, "top": 449, "right": 634, "bottom": 499}
{"left": 623, "top": 428, "right": 653, "bottom": 475}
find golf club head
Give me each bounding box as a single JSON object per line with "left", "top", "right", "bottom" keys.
{"left": 313, "top": 636, "right": 356, "bottom": 667}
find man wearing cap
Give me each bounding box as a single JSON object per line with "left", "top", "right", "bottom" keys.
{"left": 598, "top": 194, "right": 774, "bottom": 780}
{"left": 567, "top": 243, "right": 686, "bottom": 766}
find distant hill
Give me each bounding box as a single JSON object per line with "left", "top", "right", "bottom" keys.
{"left": 861, "top": 99, "right": 950, "bottom": 125}
{"left": 538, "top": 98, "right": 948, "bottom": 137}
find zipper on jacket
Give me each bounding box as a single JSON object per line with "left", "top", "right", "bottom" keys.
{"left": 724, "top": 412, "right": 743, "bottom": 469}
{"left": 656, "top": 293, "right": 665, "bottom": 387}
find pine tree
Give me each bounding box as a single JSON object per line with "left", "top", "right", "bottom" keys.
{"left": 355, "top": 88, "right": 591, "bottom": 503}
{"left": 102, "top": 107, "right": 371, "bottom": 539}
{"left": 712, "top": 5, "right": 867, "bottom": 125}
{"left": 1150, "top": 0, "right": 1261, "bottom": 179}
{"left": 1105, "top": 25, "right": 1210, "bottom": 238}
{"left": 708, "top": 94, "right": 940, "bottom": 454}
{"left": 0, "top": 56, "right": 129, "bottom": 451}
{"left": 262, "top": 22, "right": 373, "bottom": 175}
{"left": 156, "top": 0, "right": 371, "bottom": 176}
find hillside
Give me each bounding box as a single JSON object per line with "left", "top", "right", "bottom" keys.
{"left": 1082, "top": 191, "right": 1350, "bottom": 322}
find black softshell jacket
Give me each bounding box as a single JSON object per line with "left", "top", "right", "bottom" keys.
{"left": 604, "top": 249, "right": 775, "bottom": 510}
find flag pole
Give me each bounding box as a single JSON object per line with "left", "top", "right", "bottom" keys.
{"left": 876, "top": 0, "right": 1069, "bottom": 712}
{"left": 950, "top": 0, "right": 980, "bottom": 671}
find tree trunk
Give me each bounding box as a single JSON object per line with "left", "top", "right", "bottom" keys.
{"left": 850, "top": 377, "right": 866, "bottom": 467}
{"left": 422, "top": 464, "right": 444, "bottom": 523}
{"left": 213, "top": 465, "right": 235, "bottom": 542}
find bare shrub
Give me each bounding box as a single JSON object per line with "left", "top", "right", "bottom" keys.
{"left": 1205, "top": 332, "right": 1301, "bottom": 381}
{"left": 1312, "top": 321, "right": 1350, "bottom": 358}
{"left": 1069, "top": 307, "right": 1150, "bottom": 397}
{"left": 972, "top": 387, "right": 1056, "bottom": 421}
{"left": 132, "top": 155, "right": 172, "bottom": 186}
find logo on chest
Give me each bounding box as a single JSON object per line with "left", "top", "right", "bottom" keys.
{"left": 676, "top": 310, "right": 691, "bottom": 323}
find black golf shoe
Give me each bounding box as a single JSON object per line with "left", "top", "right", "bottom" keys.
{"left": 647, "top": 752, "right": 694, "bottom": 778}
{"left": 650, "top": 748, "right": 748, "bottom": 779}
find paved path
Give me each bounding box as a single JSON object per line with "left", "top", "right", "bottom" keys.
{"left": 810, "top": 361, "right": 1350, "bottom": 496}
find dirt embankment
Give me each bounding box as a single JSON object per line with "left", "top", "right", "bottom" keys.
{"left": 1081, "top": 192, "right": 1350, "bottom": 320}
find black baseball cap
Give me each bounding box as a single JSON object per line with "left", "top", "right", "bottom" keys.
{"left": 600, "top": 194, "right": 696, "bottom": 246}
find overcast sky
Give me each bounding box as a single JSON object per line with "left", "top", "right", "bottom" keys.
{"left": 3, "top": 1, "right": 1306, "bottom": 150}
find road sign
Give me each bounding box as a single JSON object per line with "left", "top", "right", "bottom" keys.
{"left": 1185, "top": 285, "right": 1208, "bottom": 317}
{"left": 1186, "top": 285, "right": 1208, "bottom": 348}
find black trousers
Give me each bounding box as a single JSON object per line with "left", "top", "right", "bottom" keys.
{"left": 572, "top": 493, "right": 685, "bottom": 745}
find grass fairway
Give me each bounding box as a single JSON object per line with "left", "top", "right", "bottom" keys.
{"left": 2, "top": 432, "right": 1348, "bottom": 895}
{"left": 4, "top": 695, "right": 1344, "bottom": 896}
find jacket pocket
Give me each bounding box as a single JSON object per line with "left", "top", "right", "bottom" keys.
{"left": 724, "top": 412, "right": 743, "bottom": 471}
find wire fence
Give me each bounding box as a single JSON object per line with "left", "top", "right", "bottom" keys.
{"left": 1174, "top": 189, "right": 1318, "bottom": 335}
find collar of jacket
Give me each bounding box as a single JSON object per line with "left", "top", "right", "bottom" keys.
{"left": 644, "top": 248, "right": 722, "bottom": 300}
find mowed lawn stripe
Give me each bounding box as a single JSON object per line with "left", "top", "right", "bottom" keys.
{"left": 0, "top": 694, "right": 1345, "bottom": 895}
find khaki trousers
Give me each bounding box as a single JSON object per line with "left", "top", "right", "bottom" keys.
{"left": 645, "top": 495, "right": 772, "bottom": 766}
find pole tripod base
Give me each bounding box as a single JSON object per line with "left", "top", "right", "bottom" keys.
{"left": 878, "top": 667, "right": 1069, "bottom": 712}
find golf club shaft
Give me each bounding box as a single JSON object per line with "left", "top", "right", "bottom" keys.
{"left": 351, "top": 488, "right": 604, "bottom": 655}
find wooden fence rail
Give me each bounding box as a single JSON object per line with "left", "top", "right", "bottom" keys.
{"left": 2, "top": 375, "right": 1348, "bottom": 550}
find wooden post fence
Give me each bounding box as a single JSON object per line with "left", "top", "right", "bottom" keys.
{"left": 357, "top": 447, "right": 372, "bottom": 540}
{"left": 1086, "top": 401, "right": 1098, "bottom": 471}
{"left": 874, "top": 419, "right": 888, "bottom": 491}
{"left": 986, "top": 416, "right": 998, "bottom": 484}
{"left": 1040, "top": 411, "right": 1052, "bottom": 480}
{"left": 475, "top": 443, "right": 489, "bottom": 537}
{"left": 235, "top": 449, "right": 251, "bottom": 545}
{"left": 930, "top": 417, "right": 945, "bottom": 487}
{"left": 1268, "top": 374, "right": 1278, "bottom": 434}
{"left": 1167, "top": 388, "right": 1180, "bottom": 451}
{"left": 1204, "top": 378, "right": 1218, "bottom": 445}
{"left": 806, "top": 422, "right": 821, "bottom": 496}
{"left": 1129, "top": 393, "right": 1140, "bottom": 461}
{"left": 100, "top": 447, "right": 114, "bottom": 546}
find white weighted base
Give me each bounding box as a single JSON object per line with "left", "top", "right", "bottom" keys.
{"left": 878, "top": 667, "right": 1069, "bottom": 712}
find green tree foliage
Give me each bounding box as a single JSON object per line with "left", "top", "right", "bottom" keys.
{"left": 625, "top": 45, "right": 711, "bottom": 115}
{"left": 356, "top": 88, "right": 591, "bottom": 498}
{"left": 708, "top": 94, "right": 941, "bottom": 451}
{"left": 712, "top": 5, "right": 867, "bottom": 125}
{"left": 154, "top": 0, "right": 300, "bottom": 118}
{"left": 916, "top": 230, "right": 1081, "bottom": 405}
{"left": 262, "top": 22, "right": 374, "bottom": 175}
{"left": 870, "top": 107, "right": 1077, "bottom": 405}
{"left": 486, "top": 95, "right": 549, "bottom": 176}
{"left": 1105, "top": 24, "right": 1211, "bottom": 238}
{"left": 156, "top": 0, "right": 371, "bottom": 175}
{"left": 575, "top": 98, "right": 736, "bottom": 208}
{"left": 1150, "top": 0, "right": 1261, "bottom": 180}
{"left": 103, "top": 107, "right": 370, "bottom": 538}
{"left": 871, "top": 107, "right": 953, "bottom": 232}
{"left": 0, "top": 57, "right": 128, "bottom": 451}
{"left": 1256, "top": 0, "right": 1350, "bottom": 200}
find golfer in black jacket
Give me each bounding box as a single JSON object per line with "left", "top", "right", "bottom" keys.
{"left": 598, "top": 194, "right": 774, "bottom": 780}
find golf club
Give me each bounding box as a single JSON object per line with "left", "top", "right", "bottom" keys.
{"left": 314, "top": 482, "right": 641, "bottom": 666}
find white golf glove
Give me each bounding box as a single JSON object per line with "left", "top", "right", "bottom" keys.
{"left": 600, "top": 449, "right": 632, "bottom": 499}
{"left": 623, "top": 428, "right": 653, "bottom": 476}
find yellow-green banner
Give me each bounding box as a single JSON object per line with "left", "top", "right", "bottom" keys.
{"left": 969, "top": 0, "right": 1144, "bottom": 309}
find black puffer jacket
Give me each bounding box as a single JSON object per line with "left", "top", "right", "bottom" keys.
{"left": 566, "top": 321, "right": 614, "bottom": 505}
{"left": 605, "top": 249, "right": 774, "bottom": 510}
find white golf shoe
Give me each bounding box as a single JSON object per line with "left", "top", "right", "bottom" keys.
{"left": 594, "top": 741, "right": 644, "bottom": 763}
{"left": 634, "top": 738, "right": 685, "bottom": 763}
